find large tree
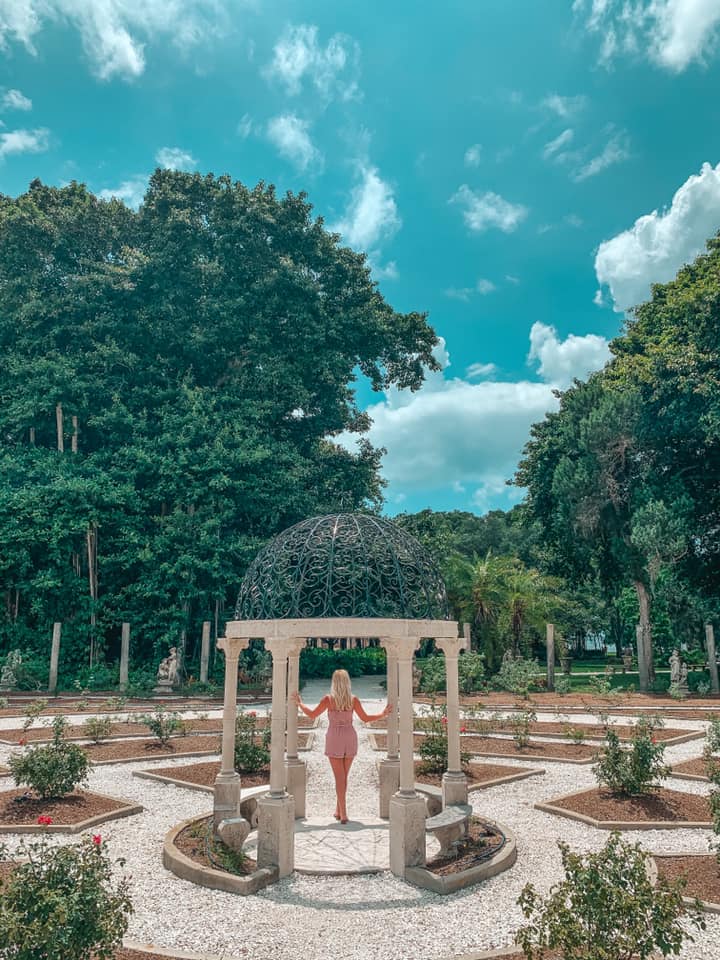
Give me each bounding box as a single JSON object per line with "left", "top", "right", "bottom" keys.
{"left": 0, "top": 173, "right": 438, "bottom": 674}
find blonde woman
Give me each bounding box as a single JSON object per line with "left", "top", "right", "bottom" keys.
{"left": 293, "top": 669, "right": 392, "bottom": 823}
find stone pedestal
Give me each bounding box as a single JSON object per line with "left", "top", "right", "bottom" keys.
{"left": 441, "top": 770, "right": 468, "bottom": 807}
{"left": 257, "top": 793, "right": 295, "bottom": 878}
{"left": 285, "top": 757, "right": 307, "bottom": 819}
{"left": 213, "top": 773, "right": 242, "bottom": 831}
{"left": 378, "top": 757, "right": 401, "bottom": 819}
{"left": 153, "top": 679, "right": 174, "bottom": 696}
{"left": 389, "top": 792, "right": 426, "bottom": 878}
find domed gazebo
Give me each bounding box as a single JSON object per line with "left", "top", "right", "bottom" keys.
{"left": 214, "top": 514, "right": 468, "bottom": 882}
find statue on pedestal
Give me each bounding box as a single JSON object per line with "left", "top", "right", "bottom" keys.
{"left": 154, "top": 646, "right": 178, "bottom": 693}
{"left": 669, "top": 649, "right": 681, "bottom": 685}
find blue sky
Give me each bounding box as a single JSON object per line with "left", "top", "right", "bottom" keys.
{"left": 2, "top": 1, "right": 720, "bottom": 515}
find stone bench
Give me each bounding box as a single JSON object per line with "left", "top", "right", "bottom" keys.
{"left": 425, "top": 803, "right": 472, "bottom": 857}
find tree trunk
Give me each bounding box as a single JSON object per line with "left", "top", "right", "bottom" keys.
{"left": 87, "top": 523, "right": 98, "bottom": 667}
{"left": 71, "top": 416, "right": 78, "bottom": 453}
{"left": 55, "top": 403, "right": 64, "bottom": 452}
{"left": 634, "top": 580, "right": 655, "bottom": 688}
{"left": 29, "top": 427, "right": 35, "bottom": 445}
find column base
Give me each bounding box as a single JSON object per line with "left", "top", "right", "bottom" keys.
{"left": 442, "top": 771, "right": 468, "bottom": 808}
{"left": 378, "top": 757, "right": 400, "bottom": 819}
{"left": 256, "top": 793, "right": 295, "bottom": 878}
{"left": 213, "top": 772, "right": 242, "bottom": 832}
{"left": 389, "top": 791, "right": 426, "bottom": 878}
{"left": 285, "top": 757, "right": 307, "bottom": 819}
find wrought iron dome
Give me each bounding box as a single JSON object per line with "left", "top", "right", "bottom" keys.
{"left": 236, "top": 514, "right": 449, "bottom": 621}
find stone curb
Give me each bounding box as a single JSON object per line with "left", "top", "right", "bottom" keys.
{"left": 415, "top": 767, "right": 545, "bottom": 802}
{"left": 368, "top": 731, "right": 594, "bottom": 766}
{"left": 447, "top": 949, "right": 522, "bottom": 960}
{"left": 369, "top": 724, "right": 704, "bottom": 747}
{"left": 0, "top": 790, "right": 143, "bottom": 834}
{"left": 535, "top": 789, "right": 714, "bottom": 831}
{"left": 162, "top": 812, "right": 278, "bottom": 895}
{"left": 405, "top": 821, "right": 517, "bottom": 895}
{"left": 123, "top": 943, "right": 233, "bottom": 960}
{"left": 669, "top": 767, "right": 710, "bottom": 783}
{"left": 133, "top": 766, "right": 271, "bottom": 800}
{"left": 650, "top": 853, "right": 720, "bottom": 914}
{"left": 92, "top": 747, "right": 220, "bottom": 767}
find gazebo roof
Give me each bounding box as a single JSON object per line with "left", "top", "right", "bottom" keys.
{"left": 235, "top": 513, "right": 449, "bottom": 622}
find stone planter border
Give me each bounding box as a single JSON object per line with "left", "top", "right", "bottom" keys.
{"left": 163, "top": 812, "right": 277, "bottom": 895}
{"left": 368, "top": 731, "right": 595, "bottom": 766}
{"left": 535, "top": 789, "right": 714, "bottom": 831}
{"left": 92, "top": 747, "right": 221, "bottom": 767}
{"left": 649, "top": 853, "right": 720, "bottom": 914}
{"left": 415, "top": 767, "right": 545, "bottom": 811}
{"left": 405, "top": 821, "right": 516, "bottom": 895}
{"left": 0, "top": 790, "right": 143, "bottom": 834}
{"left": 123, "top": 943, "right": 231, "bottom": 960}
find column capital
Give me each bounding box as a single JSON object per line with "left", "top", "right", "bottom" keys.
{"left": 264, "top": 635, "right": 304, "bottom": 659}
{"left": 217, "top": 636, "right": 250, "bottom": 659}
{"left": 286, "top": 637, "right": 307, "bottom": 657}
{"left": 435, "top": 635, "right": 466, "bottom": 657}
{"left": 380, "top": 636, "right": 419, "bottom": 660}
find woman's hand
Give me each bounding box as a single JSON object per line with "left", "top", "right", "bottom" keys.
{"left": 383, "top": 703, "right": 393, "bottom": 717}
{"left": 291, "top": 691, "right": 302, "bottom": 707}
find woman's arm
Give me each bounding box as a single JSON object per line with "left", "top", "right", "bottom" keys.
{"left": 292, "top": 692, "right": 329, "bottom": 720}
{"left": 352, "top": 696, "right": 393, "bottom": 724}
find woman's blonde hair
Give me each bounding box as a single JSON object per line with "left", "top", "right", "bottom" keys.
{"left": 329, "top": 669, "right": 352, "bottom": 711}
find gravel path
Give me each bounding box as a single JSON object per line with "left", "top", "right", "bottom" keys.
{"left": 0, "top": 681, "right": 718, "bottom": 960}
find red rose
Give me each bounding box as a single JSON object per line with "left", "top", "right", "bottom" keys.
{"left": 248, "top": 711, "right": 257, "bottom": 718}
{"left": 92, "top": 835, "right": 102, "bottom": 846}
{"left": 441, "top": 717, "right": 447, "bottom": 725}
{"left": 37, "top": 815, "right": 53, "bottom": 826}
{"left": 18, "top": 738, "right": 26, "bottom": 746}
{"left": 460, "top": 726, "right": 467, "bottom": 733}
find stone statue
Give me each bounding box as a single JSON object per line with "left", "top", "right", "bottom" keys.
{"left": 679, "top": 662, "right": 689, "bottom": 689}
{"left": 0, "top": 649, "right": 22, "bottom": 691}
{"left": 669, "top": 649, "right": 681, "bottom": 685}
{"left": 501, "top": 648, "right": 515, "bottom": 667}
{"left": 157, "top": 647, "right": 178, "bottom": 685}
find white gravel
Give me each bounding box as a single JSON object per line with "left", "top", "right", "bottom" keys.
{"left": 0, "top": 680, "right": 718, "bottom": 960}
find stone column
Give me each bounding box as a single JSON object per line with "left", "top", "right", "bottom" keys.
{"left": 48, "top": 622, "right": 61, "bottom": 695}
{"left": 213, "top": 637, "right": 248, "bottom": 831}
{"left": 706, "top": 623, "right": 720, "bottom": 696}
{"left": 389, "top": 634, "right": 426, "bottom": 878}
{"left": 546, "top": 623, "right": 555, "bottom": 693}
{"left": 436, "top": 635, "right": 468, "bottom": 807}
{"left": 257, "top": 636, "right": 295, "bottom": 878}
{"left": 199, "top": 621, "right": 211, "bottom": 685}
{"left": 119, "top": 622, "right": 130, "bottom": 692}
{"left": 285, "top": 638, "right": 307, "bottom": 819}
{"left": 378, "top": 640, "right": 400, "bottom": 818}
{"left": 636, "top": 624, "right": 649, "bottom": 693}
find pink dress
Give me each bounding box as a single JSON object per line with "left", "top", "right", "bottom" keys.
{"left": 324, "top": 703, "right": 358, "bottom": 758}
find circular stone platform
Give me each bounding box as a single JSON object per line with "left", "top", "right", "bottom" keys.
{"left": 243, "top": 816, "right": 441, "bottom": 875}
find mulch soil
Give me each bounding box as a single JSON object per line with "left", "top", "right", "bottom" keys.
{"left": 146, "top": 760, "right": 269, "bottom": 790}
{"left": 425, "top": 816, "right": 505, "bottom": 876}
{"left": 175, "top": 814, "right": 257, "bottom": 876}
{"left": 373, "top": 731, "right": 597, "bottom": 761}
{"left": 654, "top": 854, "right": 720, "bottom": 905}
{"left": 60, "top": 731, "right": 311, "bottom": 764}
{"left": 369, "top": 717, "right": 692, "bottom": 742}
{"left": 415, "top": 760, "right": 538, "bottom": 788}
{"left": 671, "top": 755, "right": 719, "bottom": 780}
{"left": 0, "top": 698, "right": 227, "bottom": 718}
{"left": 416, "top": 692, "right": 720, "bottom": 715}
{"left": 0, "top": 788, "right": 130, "bottom": 825}
{"left": 548, "top": 787, "right": 713, "bottom": 824}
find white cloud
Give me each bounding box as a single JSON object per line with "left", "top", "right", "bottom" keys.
{"left": 466, "top": 362, "right": 498, "bottom": 379}
{"left": 237, "top": 113, "right": 253, "bottom": 138}
{"left": 0, "top": 127, "right": 49, "bottom": 158}
{"left": 0, "top": 0, "right": 228, "bottom": 80}
{"left": 505, "top": 274, "right": 520, "bottom": 285}
{"left": 464, "top": 143, "right": 482, "bottom": 167}
{"left": 528, "top": 321, "right": 611, "bottom": 386}
{"left": 267, "top": 114, "right": 323, "bottom": 172}
{"left": 476, "top": 278, "right": 496, "bottom": 294}
{"left": 450, "top": 184, "right": 528, "bottom": 233}
{"left": 574, "top": 0, "right": 720, "bottom": 72}
{"left": 2, "top": 88, "right": 31, "bottom": 110}
{"left": 333, "top": 164, "right": 400, "bottom": 252}
{"left": 573, "top": 133, "right": 630, "bottom": 180}
{"left": 594, "top": 160, "right": 720, "bottom": 312}
{"left": 542, "top": 93, "right": 588, "bottom": 117}
{"left": 543, "top": 128, "right": 574, "bottom": 160}
{"left": 445, "top": 287, "right": 474, "bottom": 302}
{"left": 155, "top": 146, "right": 197, "bottom": 170}
{"left": 266, "top": 23, "right": 360, "bottom": 100}
{"left": 99, "top": 175, "right": 148, "bottom": 209}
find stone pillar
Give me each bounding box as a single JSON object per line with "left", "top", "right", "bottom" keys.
{"left": 436, "top": 635, "right": 468, "bottom": 807}
{"left": 199, "top": 621, "right": 211, "bottom": 685}
{"left": 546, "top": 623, "right": 555, "bottom": 693}
{"left": 636, "top": 624, "right": 649, "bottom": 693}
{"left": 285, "top": 638, "right": 307, "bottom": 819}
{"left": 119, "top": 622, "right": 130, "bottom": 692}
{"left": 213, "top": 637, "right": 248, "bottom": 831}
{"left": 257, "top": 636, "right": 295, "bottom": 877}
{"left": 706, "top": 623, "right": 720, "bottom": 696}
{"left": 378, "top": 641, "right": 400, "bottom": 818}
{"left": 388, "top": 634, "right": 426, "bottom": 878}
{"left": 48, "top": 622, "right": 61, "bottom": 695}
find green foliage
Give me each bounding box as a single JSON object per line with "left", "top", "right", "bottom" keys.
{"left": 516, "top": 832, "right": 704, "bottom": 960}
{"left": 419, "top": 651, "right": 485, "bottom": 694}
{"left": 416, "top": 702, "right": 469, "bottom": 775}
{"left": 234, "top": 709, "right": 270, "bottom": 774}
{"left": 9, "top": 716, "right": 90, "bottom": 798}
{"left": 593, "top": 717, "right": 670, "bottom": 796}
{"left": 138, "top": 707, "right": 183, "bottom": 746}
{"left": 510, "top": 709, "right": 537, "bottom": 749}
{"left": 565, "top": 725, "right": 586, "bottom": 745}
{"left": 706, "top": 716, "right": 720, "bottom": 756}
{"left": 299, "top": 646, "right": 386, "bottom": 679}
{"left": 0, "top": 832, "right": 132, "bottom": 960}
{"left": 22, "top": 698, "right": 48, "bottom": 731}
{"left": 492, "top": 656, "right": 540, "bottom": 699}
{"left": 554, "top": 676, "right": 572, "bottom": 695}
{"left": 82, "top": 716, "right": 112, "bottom": 744}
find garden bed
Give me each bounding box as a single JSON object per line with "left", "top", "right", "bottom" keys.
{"left": 64, "top": 731, "right": 311, "bottom": 765}
{"left": 670, "top": 755, "right": 719, "bottom": 782}
{"left": 371, "top": 732, "right": 597, "bottom": 763}
{"left": 652, "top": 853, "right": 720, "bottom": 913}
{"left": 415, "top": 761, "right": 544, "bottom": 790}
{"left": 134, "top": 760, "right": 269, "bottom": 793}
{"left": 425, "top": 816, "right": 504, "bottom": 876}
{"left": 0, "top": 788, "right": 143, "bottom": 833}
{"left": 536, "top": 787, "right": 714, "bottom": 829}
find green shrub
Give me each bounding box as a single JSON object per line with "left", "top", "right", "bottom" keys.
{"left": 138, "top": 707, "right": 183, "bottom": 746}
{"left": 492, "top": 657, "right": 540, "bottom": 699}
{"left": 554, "top": 676, "right": 572, "bottom": 695}
{"left": 299, "top": 646, "right": 387, "bottom": 679}
{"left": 9, "top": 717, "right": 90, "bottom": 799}
{"left": 417, "top": 702, "right": 470, "bottom": 774}
{"left": 516, "top": 832, "right": 704, "bottom": 960}
{"left": 82, "top": 716, "right": 113, "bottom": 744}
{"left": 419, "top": 652, "right": 486, "bottom": 694}
{"left": 22, "top": 698, "right": 48, "bottom": 731}
{"left": 0, "top": 832, "right": 132, "bottom": 960}
{"left": 565, "top": 725, "right": 586, "bottom": 745}
{"left": 593, "top": 717, "right": 670, "bottom": 796}
{"left": 234, "top": 710, "right": 270, "bottom": 773}
{"left": 706, "top": 716, "right": 720, "bottom": 756}
{"left": 510, "top": 709, "right": 537, "bottom": 749}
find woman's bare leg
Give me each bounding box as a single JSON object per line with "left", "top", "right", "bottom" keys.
{"left": 329, "top": 757, "right": 346, "bottom": 820}
{"left": 341, "top": 756, "right": 354, "bottom": 820}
